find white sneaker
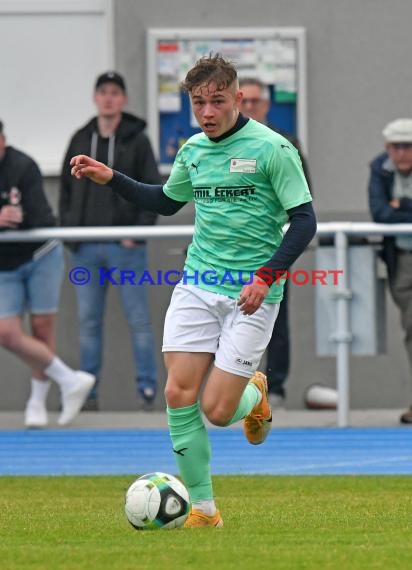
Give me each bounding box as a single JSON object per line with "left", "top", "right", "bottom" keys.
{"left": 58, "top": 372, "right": 95, "bottom": 426}
{"left": 268, "top": 393, "right": 286, "bottom": 410}
{"left": 25, "top": 400, "right": 48, "bottom": 428}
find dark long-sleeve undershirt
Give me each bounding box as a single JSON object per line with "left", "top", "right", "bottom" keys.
{"left": 109, "top": 170, "right": 186, "bottom": 215}
{"left": 256, "top": 202, "right": 317, "bottom": 285}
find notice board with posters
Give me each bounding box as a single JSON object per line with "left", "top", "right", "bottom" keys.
{"left": 147, "top": 28, "right": 307, "bottom": 175}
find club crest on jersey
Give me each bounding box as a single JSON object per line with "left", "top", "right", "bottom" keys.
{"left": 230, "top": 158, "right": 256, "bottom": 173}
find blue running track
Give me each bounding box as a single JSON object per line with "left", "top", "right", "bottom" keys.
{"left": 0, "top": 428, "right": 411, "bottom": 476}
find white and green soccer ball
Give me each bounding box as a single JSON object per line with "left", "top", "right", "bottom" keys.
{"left": 125, "top": 472, "right": 191, "bottom": 530}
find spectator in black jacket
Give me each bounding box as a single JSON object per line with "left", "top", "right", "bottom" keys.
{"left": 0, "top": 120, "right": 94, "bottom": 427}
{"left": 60, "top": 72, "right": 160, "bottom": 410}
{"left": 368, "top": 118, "right": 412, "bottom": 424}
{"left": 239, "top": 77, "right": 312, "bottom": 409}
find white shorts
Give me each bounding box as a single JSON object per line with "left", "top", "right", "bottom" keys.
{"left": 162, "top": 282, "right": 279, "bottom": 378}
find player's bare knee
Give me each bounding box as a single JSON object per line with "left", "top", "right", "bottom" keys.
{"left": 164, "top": 382, "right": 196, "bottom": 408}
{"left": 164, "top": 383, "right": 179, "bottom": 407}
{"left": 203, "top": 404, "right": 231, "bottom": 427}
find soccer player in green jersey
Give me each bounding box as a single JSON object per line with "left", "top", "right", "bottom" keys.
{"left": 70, "top": 54, "right": 316, "bottom": 528}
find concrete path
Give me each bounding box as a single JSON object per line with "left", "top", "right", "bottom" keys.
{"left": 0, "top": 408, "right": 408, "bottom": 430}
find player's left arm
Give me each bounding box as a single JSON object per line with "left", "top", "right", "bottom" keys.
{"left": 258, "top": 138, "right": 316, "bottom": 281}
{"left": 238, "top": 141, "right": 316, "bottom": 315}
{"left": 238, "top": 202, "right": 316, "bottom": 314}
{"left": 255, "top": 201, "right": 317, "bottom": 286}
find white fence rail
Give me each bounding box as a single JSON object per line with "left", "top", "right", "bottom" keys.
{"left": 1, "top": 221, "right": 412, "bottom": 242}
{"left": 1, "top": 221, "right": 412, "bottom": 427}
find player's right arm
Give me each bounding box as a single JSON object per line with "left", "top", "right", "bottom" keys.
{"left": 70, "top": 155, "right": 113, "bottom": 184}
{"left": 70, "top": 154, "right": 186, "bottom": 216}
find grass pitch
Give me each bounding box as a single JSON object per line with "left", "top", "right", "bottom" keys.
{"left": 0, "top": 475, "right": 411, "bottom": 570}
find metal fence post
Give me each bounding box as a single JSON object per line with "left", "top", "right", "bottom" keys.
{"left": 334, "top": 230, "right": 352, "bottom": 427}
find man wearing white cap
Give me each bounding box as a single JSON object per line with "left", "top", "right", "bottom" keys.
{"left": 368, "top": 118, "right": 412, "bottom": 424}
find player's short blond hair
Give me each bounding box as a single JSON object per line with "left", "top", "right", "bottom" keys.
{"left": 181, "top": 53, "right": 238, "bottom": 93}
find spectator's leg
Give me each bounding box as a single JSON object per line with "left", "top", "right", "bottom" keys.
{"left": 265, "top": 279, "right": 290, "bottom": 400}
{"left": 72, "top": 244, "right": 107, "bottom": 405}
{"left": 27, "top": 243, "right": 64, "bottom": 382}
{"left": 110, "top": 242, "right": 158, "bottom": 405}
{"left": 389, "top": 254, "right": 412, "bottom": 423}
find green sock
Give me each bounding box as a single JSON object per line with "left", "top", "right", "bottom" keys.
{"left": 167, "top": 402, "right": 213, "bottom": 503}
{"left": 227, "top": 383, "right": 260, "bottom": 425}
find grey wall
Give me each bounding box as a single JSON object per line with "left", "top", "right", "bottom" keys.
{"left": 115, "top": 0, "right": 412, "bottom": 217}
{"left": 1, "top": 0, "right": 412, "bottom": 413}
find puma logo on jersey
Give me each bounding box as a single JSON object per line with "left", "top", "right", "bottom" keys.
{"left": 173, "top": 447, "right": 188, "bottom": 456}
{"left": 191, "top": 162, "right": 200, "bottom": 174}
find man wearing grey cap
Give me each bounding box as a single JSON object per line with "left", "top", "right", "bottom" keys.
{"left": 368, "top": 118, "right": 412, "bottom": 424}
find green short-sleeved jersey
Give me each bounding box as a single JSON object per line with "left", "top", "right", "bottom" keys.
{"left": 163, "top": 118, "right": 312, "bottom": 303}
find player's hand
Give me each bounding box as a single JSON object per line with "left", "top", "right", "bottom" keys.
{"left": 237, "top": 275, "right": 270, "bottom": 315}
{"left": 70, "top": 155, "right": 114, "bottom": 185}
{"left": 0, "top": 205, "right": 23, "bottom": 228}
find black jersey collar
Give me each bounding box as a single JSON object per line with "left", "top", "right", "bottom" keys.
{"left": 208, "top": 113, "right": 249, "bottom": 143}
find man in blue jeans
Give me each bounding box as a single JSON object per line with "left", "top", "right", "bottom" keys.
{"left": 59, "top": 72, "right": 160, "bottom": 410}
